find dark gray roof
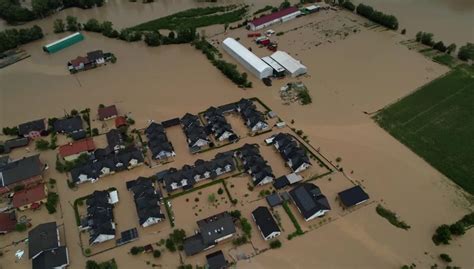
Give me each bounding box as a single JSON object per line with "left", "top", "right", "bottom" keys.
{"left": 161, "top": 118, "right": 180, "bottom": 128}
{"left": 0, "top": 155, "right": 43, "bottom": 187}
{"left": 252, "top": 206, "right": 280, "bottom": 238}
{"left": 273, "top": 176, "right": 290, "bottom": 190}
{"left": 53, "top": 116, "right": 83, "bottom": 134}
{"left": 0, "top": 155, "right": 9, "bottom": 168}
{"left": 87, "top": 50, "right": 104, "bottom": 61}
{"left": 28, "top": 222, "right": 59, "bottom": 259}
{"left": 106, "top": 129, "right": 124, "bottom": 149}
{"left": 197, "top": 212, "right": 235, "bottom": 245}
{"left": 85, "top": 191, "right": 115, "bottom": 244}
{"left": 338, "top": 185, "right": 369, "bottom": 208}
{"left": 206, "top": 250, "right": 227, "bottom": 269}
{"left": 129, "top": 178, "right": 165, "bottom": 225}
{"left": 4, "top": 137, "right": 29, "bottom": 152}
{"left": 289, "top": 183, "right": 330, "bottom": 220}
{"left": 32, "top": 246, "right": 68, "bottom": 269}
{"left": 266, "top": 193, "right": 283, "bottom": 207}
{"left": 181, "top": 113, "right": 209, "bottom": 147}
{"left": 18, "top": 119, "right": 46, "bottom": 136}
{"left": 183, "top": 233, "right": 207, "bottom": 256}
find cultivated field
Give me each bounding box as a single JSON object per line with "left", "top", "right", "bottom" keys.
{"left": 374, "top": 65, "right": 474, "bottom": 194}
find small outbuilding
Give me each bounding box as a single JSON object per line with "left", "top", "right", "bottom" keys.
{"left": 206, "top": 250, "right": 228, "bottom": 269}
{"left": 338, "top": 185, "right": 369, "bottom": 208}
{"left": 266, "top": 193, "right": 283, "bottom": 207}
{"left": 270, "top": 51, "right": 307, "bottom": 77}
{"left": 98, "top": 105, "right": 118, "bottom": 121}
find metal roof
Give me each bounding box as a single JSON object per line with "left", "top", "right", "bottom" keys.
{"left": 222, "top": 38, "right": 272, "bottom": 75}
{"left": 271, "top": 51, "right": 307, "bottom": 76}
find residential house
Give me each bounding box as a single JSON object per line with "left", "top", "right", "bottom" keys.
{"left": 127, "top": 177, "right": 165, "bottom": 227}
{"left": 273, "top": 133, "right": 311, "bottom": 173}
{"left": 98, "top": 105, "right": 118, "bottom": 121}
{"left": 289, "top": 183, "right": 330, "bottom": 221}
{"left": 28, "top": 222, "right": 69, "bottom": 269}
{"left": 183, "top": 212, "right": 236, "bottom": 256}
{"left": 203, "top": 107, "right": 237, "bottom": 142}
{"left": 87, "top": 50, "right": 105, "bottom": 65}
{"left": 0, "top": 155, "right": 44, "bottom": 194}
{"left": 81, "top": 190, "right": 117, "bottom": 245}
{"left": 58, "top": 138, "right": 96, "bottom": 161}
{"left": 181, "top": 113, "right": 210, "bottom": 152}
{"left": 18, "top": 119, "right": 46, "bottom": 138}
{"left": 106, "top": 129, "right": 125, "bottom": 152}
{"left": 53, "top": 116, "right": 86, "bottom": 140}
{"left": 68, "top": 56, "right": 91, "bottom": 72}
{"left": 145, "top": 123, "right": 175, "bottom": 161}
{"left": 236, "top": 99, "right": 269, "bottom": 133}
{"left": 0, "top": 212, "right": 17, "bottom": 234}
{"left": 206, "top": 251, "right": 228, "bottom": 269}
{"left": 338, "top": 185, "right": 369, "bottom": 208}
{"left": 163, "top": 155, "right": 235, "bottom": 193}
{"left": 12, "top": 183, "right": 47, "bottom": 211}
{"left": 252, "top": 206, "right": 281, "bottom": 241}
{"left": 3, "top": 137, "right": 30, "bottom": 153}
{"left": 236, "top": 144, "right": 274, "bottom": 186}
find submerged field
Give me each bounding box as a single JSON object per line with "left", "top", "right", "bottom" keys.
{"left": 374, "top": 66, "right": 474, "bottom": 194}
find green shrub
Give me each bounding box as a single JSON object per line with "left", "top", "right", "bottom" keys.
{"left": 35, "top": 139, "right": 50, "bottom": 151}
{"left": 439, "top": 253, "right": 452, "bottom": 263}
{"left": 153, "top": 249, "right": 161, "bottom": 258}
{"left": 432, "top": 225, "right": 452, "bottom": 245}
{"left": 270, "top": 239, "right": 282, "bottom": 249}
{"left": 165, "top": 238, "right": 176, "bottom": 252}
{"left": 15, "top": 223, "right": 27, "bottom": 232}
{"left": 232, "top": 235, "right": 248, "bottom": 246}
{"left": 240, "top": 218, "right": 252, "bottom": 238}
{"left": 375, "top": 204, "right": 410, "bottom": 230}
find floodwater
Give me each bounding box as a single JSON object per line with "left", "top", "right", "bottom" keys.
{"left": 351, "top": 0, "right": 474, "bottom": 46}
{"left": 1, "top": 6, "right": 473, "bottom": 269}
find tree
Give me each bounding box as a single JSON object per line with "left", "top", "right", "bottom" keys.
{"left": 433, "top": 41, "right": 447, "bottom": 52}
{"left": 342, "top": 1, "right": 355, "bottom": 12}
{"left": 165, "top": 238, "right": 176, "bottom": 252}
{"left": 279, "top": 0, "right": 290, "bottom": 9}
{"left": 240, "top": 218, "right": 252, "bottom": 238}
{"left": 36, "top": 139, "right": 50, "bottom": 151}
{"left": 420, "top": 32, "right": 434, "bottom": 46}
{"left": 446, "top": 43, "right": 457, "bottom": 55}
{"left": 457, "top": 43, "right": 474, "bottom": 61}
{"left": 101, "top": 21, "right": 114, "bottom": 37}
{"left": 130, "top": 246, "right": 141, "bottom": 255}
{"left": 217, "top": 188, "right": 224, "bottom": 195}
{"left": 270, "top": 239, "right": 282, "bottom": 249}
{"left": 230, "top": 210, "right": 241, "bottom": 219}
{"left": 32, "top": 0, "right": 61, "bottom": 18}
{"left": 84, "top": 18, "right": 102, "bottom": 32}
{"left": 144, "top": 31, "right": 160, "bottom": 46}
{"left": 449, "top": 222, "right": 465, "bottom": 236}
{"left": 415, "top": 31, "right": 422, "bottom": 42}
{"left": 92, "top": 128, "right": 99, "bottom": 136}
{"left": 86, "top": 260, "right": 100, "bottom": 269}
{"left": 153, "top": 249, "right": 161, "bottom": 258}
{"left": 401, "top": 28, "right": 406, "bottom": 35}
{"left": 432, "top": 225, "right": 452, "bottom": 245}
{"left": 53, "top": 19, "right": 65, "bottom": 33}
{"left": 439, "top": 253, "right": 452, "bottom": 263}
{"left": 169, "top": 229, "right": 186, "bottom": 245}
{"left": 168, "top": 31, "right": 175, "bottom": 39}
{"left": 66, "top": 16, "right": 79, "bottom": 32}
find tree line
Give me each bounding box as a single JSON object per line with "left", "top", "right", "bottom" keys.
{"left": 415, "top": 32, "right": 474, "bottom": 62}
{"left": 0, "top": 0, "right": 104, "bottom": 24}
{"left": 356, "top": 3, "right": 398, "bottom": 30}
{"left": 0, "top": 25, "right": 43, "bottom": 53}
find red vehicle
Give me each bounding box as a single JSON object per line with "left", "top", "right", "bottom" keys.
{"left": 260, "top": 39, "right": 270, "bottom": 46}
{"left": 247, "top": 32, "right": 261, "bottom": 37}
{"left": 267, "top": 43, "right": 278, "bottom": 51}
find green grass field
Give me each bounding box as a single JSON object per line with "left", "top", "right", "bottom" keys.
{"left": 374, "top": 65, "right": 474, "bottom": 194}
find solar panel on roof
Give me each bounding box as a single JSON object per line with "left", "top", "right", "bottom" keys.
{"left": 116, "top": 228, "right": 139, "bottom": 245}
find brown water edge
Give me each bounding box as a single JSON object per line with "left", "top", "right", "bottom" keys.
{"left": 350, "top": 0, "right": 474, "bottom": 46}
{"left": 1, "top": 9, "right": 473, "bottom": 269}
{"left": 0, "top": 0, "right": 283, "bottom": 32}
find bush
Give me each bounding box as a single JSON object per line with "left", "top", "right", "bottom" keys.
{"left": 342, "top": 1, "right": 355, "bottom": 12}
{"left": 232, "top": 235, "right": 248, "bottom": 246}
{"left": 130, "top": 246, "right": 142, "bottom": 255}
{"left": 46, "top": 192, "right": 59, "bottom": 214}
{"left": 432, "top": 225, "right": 452, "bottom": 245}
{"left": 208, "top": 193, "right": 216, "bottom": 203}
{"left": 217, "top": 188, "right": 224, "bottom": 195}
{"left": 92, "top": 128, "right": 99, "bottom": 136}
{"left": 270, "top": 239, "right": 282, "bottom": 249}
{"left": 66, "top": 16, "right": 79, "bottom": 32}
{"left": 144, "top": 31, "right": 161, "bottom": 46}
{"left": 240, "top": 218, "right": 252, "bottom": 238}
{"left": 401, "top": 28, "right": 406, "bottom": 35}
{"left": 433, "top": 41, "right": 447, "bottom": 53}
{"left": 449, "top": 222, "right": 465, "bottom": 236}
{"left": 230, "top": 210, "right": 241, "bottom": 219}
{"left": 153, "top": 249, "right": 161, "bottom": 258}
{"left": 457, "top": 43, "right": 474, "bottom": 61}
{"left": 15, "top": 223, "right": 27, "bottom": 232}
{"left": 446, "top": 43, "right": 457, "bottom": 55}
{"left": 53, "top": 19, "right": 65, "bottom": 33}
{"left": 84, "top": 19, "right": 102, "bottom": 32}
{"left": 165, "top": 238, "right": 176, "bottom": 252}
{"left": 439, "top": 253, "right": 452, "bottom": 263}
{"left": 2, "top": 126, "right": 19, "bottom": 136}
{"left": 84, "top": 248, "right": 91, "bottom": 255}
{"left": 375, "top": 204, "right": 410, "bottom": 230}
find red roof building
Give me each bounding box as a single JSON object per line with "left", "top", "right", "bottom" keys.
{"left": 0, "top": 212, "right": 17, "bottom": 234}
{"left": 115, "top": 116, "right": 127, "bottom": 128}
{"left": 12, "top": 184, "right": 47, "bottom": 210}
{"left": 98, "top": 105, "right": 118, "bottom": 120}
{"left": 249, "top": 7, "right": 300, "bottom": 30}
{"left": 58, "top": 138, "right": 96, "bottom": 160}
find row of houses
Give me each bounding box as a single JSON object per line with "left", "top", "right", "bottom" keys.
{"left": 145, "top": 123, "right": 175, "bottom": 161}
{"left": 80, "top": 190, "right": 118, "bottom": 245}
{"left": 159, "top": 152, "right": 235, "bottom": 193}
{"left": 126, "top": 177, "right": 165, "bottom": 228}
{"left": 181, "top": 113, "right": 211, "bottom": 153}
{"left": 273, "top": 133, "right": 311, "bottom": 173}
{"left": 236, "top": 98, "right": 270, "bottom": 134}
{"left": 236, "top": 144, "right": 275, "bottom": 186}
{"left": 70, "top": 147, "right": 144, "bottom": 185}
{"left": 203, "top": 107, "right": 238, "bottom": 143}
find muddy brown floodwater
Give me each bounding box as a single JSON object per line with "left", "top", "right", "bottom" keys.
{"left": 0, "top": 5, "right": 473, "bottom": 269}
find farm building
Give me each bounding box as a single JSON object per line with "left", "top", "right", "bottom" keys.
{"left": 261, "top": 56, "right": 286, "bottom": 77}
{"left": 248, "top": 7, "right": 302, "bottom": 30}
{"left": 271, "top": 51, "right": 307, "bottom": 77}
{"left": 43, "top": 32, "right": 84, "bottom": 53}
{"left": 222, "top": 38, "right": 272, "bottom": 79}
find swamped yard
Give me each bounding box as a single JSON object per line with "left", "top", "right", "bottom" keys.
{"left": 374, "top": 65, "right": 474, "bottom": 194}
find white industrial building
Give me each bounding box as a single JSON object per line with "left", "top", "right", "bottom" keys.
{"left": 261, "top": 56, "right": 286, "bottom": 77}
{"left": 222, "top": 38, "right": 273, "bottom": 79}
{"left": 270, "top": 51, "right": 308, "bottom": 77}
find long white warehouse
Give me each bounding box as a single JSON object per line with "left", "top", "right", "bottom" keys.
{"left": 222, "top": 37, "right": 273, "bottom": 79}
{"left": 270, "top": 51, "right": 307, "bottom": 77}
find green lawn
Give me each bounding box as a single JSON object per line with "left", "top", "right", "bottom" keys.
{"left": 433, "top": 54, "right": 457, "bottom": 68}
{"left": 374, "top": 66, "right": 474, "bottom": 194}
